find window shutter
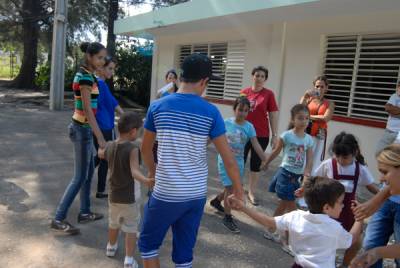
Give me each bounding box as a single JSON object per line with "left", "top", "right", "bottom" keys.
{"left": 177, "top": 40, "right": 246, "bottom": 100}
{"left": 223, "top": 40, "right": 246, "bottom": 100}
{"left": 323, "top": 33, "right": 400, "bottom": 122}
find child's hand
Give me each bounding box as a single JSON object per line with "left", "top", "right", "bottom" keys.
{"left": 350, "top": 249, "right": 380, "bottom": 268}
{"left": 146, "top": 178, "right": 155, "bottom": 188}
{"left": 260, "top": 160, "right": 269, "bottom": 170}
{"left": 295, "top": 187, "right": 304, "bottom": 198}
{"left": 228, "top": 194, "right": 245, "bottom": 211}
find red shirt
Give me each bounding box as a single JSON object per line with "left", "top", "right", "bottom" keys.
{"left": 240, "top": 87, "right": 279, "bottom": 137}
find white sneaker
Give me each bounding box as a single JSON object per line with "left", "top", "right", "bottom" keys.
{"left": 263, "top": 230, "right": 281, "bottom": 243}
{"left": 106, "top": 242, "right": 118, "bottom": 257}
{"left": 281, "top": 244, "right": 295, "bottom": 257}
{"left": 124, "top": 257, "right": 138, "bottom": 268}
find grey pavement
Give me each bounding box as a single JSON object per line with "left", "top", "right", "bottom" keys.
{"left": 0, "top": 88, "right": 293, "bottom": 268}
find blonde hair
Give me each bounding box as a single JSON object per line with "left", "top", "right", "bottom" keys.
{"left": 377, "top": 144, "right": 400, "bottom": 167}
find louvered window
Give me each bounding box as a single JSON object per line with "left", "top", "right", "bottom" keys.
{"left": 323, "top": 34, "right": 400, "bottom": 122}
{"left": 178, "top": 40, "right": 246, "bottom": 100}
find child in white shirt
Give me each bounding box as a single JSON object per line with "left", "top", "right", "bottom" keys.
{"left": 229, "top": 176, "right": 363, "bottom": 268}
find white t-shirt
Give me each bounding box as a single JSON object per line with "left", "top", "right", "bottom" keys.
{"left": 275, "top": 210, "right": 352, "bottom": 268}
{"left": 314, "top": 158, "right": 375, "bottom": 192}
{"left": 386, "top": 93, "right": 400, "bottom": 132}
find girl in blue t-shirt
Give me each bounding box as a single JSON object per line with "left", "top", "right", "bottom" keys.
{"left": 210, "top": 96, "right": 267, "bottom": 233}
{"left": 263, "top": 104, "right": 313, "bottom": 242}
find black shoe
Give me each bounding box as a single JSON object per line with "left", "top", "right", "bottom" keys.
{"left": 210, "top": 197, "right": 224, "bottom": 213}
{"left": 223, "top": 215, "right": 240, "bottom": 234}
{"left": 50, "top": 219, "right": 80, "bottom": 235}
{"left": 77, "top": 212, "right": 104, "bottom": 223}
{"left": 96, "top": 192, "right": 108, "bottom": 199}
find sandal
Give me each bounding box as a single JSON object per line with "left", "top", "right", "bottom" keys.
{"left": 247, "top": 193, "right": 259, "bottom": 206}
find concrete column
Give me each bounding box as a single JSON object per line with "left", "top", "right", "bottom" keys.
{"left": 49, "top": 0, "right": 68, "bottom": 110}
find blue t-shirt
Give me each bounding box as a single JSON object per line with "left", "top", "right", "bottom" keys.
{"left": 95, "top": 78, "right": 118, "bottom": 130}
{"left": 389, "top": 195, "right": 400, "bottom": 204}
{"left": 217, "top": 118, "right": 256, "bottom": 162}
{"left": 280, "top": 130, "right": 314, "bottom": 175}
{"left": 144, "top": 93, "right": 226, "bottom": 202}
{"left": 161, "top": 91, "right": 171, "bottom": 98}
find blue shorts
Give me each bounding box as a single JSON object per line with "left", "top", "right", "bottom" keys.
{"left": 218, "top": 159, "right": 244, "bottom": 187}
{"left": 138, "top": 194, "right": 206, "bottom": 267}
{"left": 269, "top": 167, "right": 301, "bottom": 201}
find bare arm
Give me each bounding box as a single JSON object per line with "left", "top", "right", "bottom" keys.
{"left": 310, "top": 101, "right": 335, "bottom": 122}
{"left": 250, "top": 137, "right": 267, "bottom": 161}
{"left": 352, "top": 186, "right": 391, "bottom": 221}
{"left": 366, "top": 184, "right": 379, "bottom": 195}
{"left": 304, "top": 147, "right": 313, "bottom": 177}
{"left": 350, "top": 245, "right": 400, "bottom": 268}
{"left": 229, "top": 195, "right": 276, "bottom": 230}
{"left": 130, "top": 147, "right": 155, "bottom": 188}
{"left": 213, "top": 135, "right": 244, "bottom": 200}
{"left": 81, "top": 86, "right": 106, "bottom": 148}
{"left": 385, "top": 103, "right": 400, "bottom": 116}
{"left": 264, "top": 137, "right": 283, "bottom": 167}
{"left": 349, "top": 221, "right": 363, "bottom": 247}
{"left": 141, "top": 129, "right": 156, "bottom": 178}
{"left": 269, "top": 111, "right": 279, "bottom": 149}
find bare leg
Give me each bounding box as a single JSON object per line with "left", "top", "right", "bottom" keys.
{"left": 143, "top": 258, "right": 160, "bottom": 268}
{"left": 273, "top": 200, "right": 288, "bottom": 217}
{"left": 216, "top": 191, "right": 224, "bottom": 202}
{"left": 108, "top": 228, "right": 119, "bottom": 245}
{"left": 223, "top": 187, "right": 233, "bottom": 215}
{"left": 248, "top": 171, "right": 259, "bottom": 200}
{"left": 125, "top": 232, "right": 137, "bottom": 257}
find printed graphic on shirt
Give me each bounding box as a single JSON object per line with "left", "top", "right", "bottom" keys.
{"left": 287, "top": 143, "right": 306, "bottom": 170}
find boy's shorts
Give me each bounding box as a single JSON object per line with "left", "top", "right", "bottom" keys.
{"left": 218, "top": 159, "right": 244, "bottom": 187}
{"left": 108, "top": 201, "right": 140, "bottom": 234}
{"left": 269, "top": 167, "right": 301, "bottom": 201}
{"left": 138, "top": 194, "right": 206, "bottom": 266}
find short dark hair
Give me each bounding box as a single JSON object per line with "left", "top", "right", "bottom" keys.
{"left": 313, "top": 75, "right": 329, "bottom": 87}
{"left": 117, "top": 112, "right": 142, "bottom": 134}
{"left": 304, "top": 176, "right": 345, "bottom": 214}
{"left": 165, "top": 69, "right": 178, "bottom": 80}
{"left": 233, "top": 96, "right": 250, "bottom": 110}
{"left": 251, "top": 66, "right": 268, "bottom": 78}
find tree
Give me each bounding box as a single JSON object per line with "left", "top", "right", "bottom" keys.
{"left": 0, "top": 0, "right": 108, "bottom": 89}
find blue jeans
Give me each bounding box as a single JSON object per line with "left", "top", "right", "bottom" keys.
{"left": 363, "top": 199, "right": 400, "bottom": 267}
{"left": 55, "top": 122, "right": 95, "bottom": 221}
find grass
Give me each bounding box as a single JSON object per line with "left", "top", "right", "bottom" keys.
{"left": 0, "top": 55, "right": 20, "bottom": 79}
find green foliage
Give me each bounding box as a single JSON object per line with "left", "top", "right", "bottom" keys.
{"left": 34, "top": 61, "right": 76, "bottom": 91}
{"left": 114, "top": 43, "right": 152, "bottom": 107}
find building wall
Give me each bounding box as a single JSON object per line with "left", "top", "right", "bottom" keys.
{"left": 151, "top": 10, "right": 400, "bottom": 179}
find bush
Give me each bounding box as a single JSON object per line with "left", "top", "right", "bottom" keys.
{"left": 34, "top": 62, "right": 76, "bottom": 91}
{"left": 114, "top": 43, "right": 152, "bottom": 107}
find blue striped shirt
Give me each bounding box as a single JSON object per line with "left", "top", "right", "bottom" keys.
{"left": 144, "top": 93, "right": 225, "bottom": 202}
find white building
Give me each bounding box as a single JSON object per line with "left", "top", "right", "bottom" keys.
{"left": 115, "top": 0, "right": 400, "bottom": 178}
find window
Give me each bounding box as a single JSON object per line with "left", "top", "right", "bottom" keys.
{"left": 323, "top": 34, "right": 400, "bottom": 122}
{"left": 178, "top": 40, "right": 246, "bottom": 100}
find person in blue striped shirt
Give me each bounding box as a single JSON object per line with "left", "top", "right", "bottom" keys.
{"left": 139, "top": 53, "right": 244, "bottom": 268}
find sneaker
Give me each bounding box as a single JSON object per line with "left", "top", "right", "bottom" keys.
{"left": 222, "top": 215, "right": 240, "bottom": 233}
{"left": 77, "top": 212, "right": 104, "bottom": 223}
{"left": 96, "top": 192, "right": 108, "bottom": 199}
{"left": 50, "top": 219, "right": 80, "bottom": 235}
{"left": 263, "top": 229, "right": 281, "bottom": 243}
{"left": 106, "top": 242, "right": 118, "bottom": 257}
{"left": 210, "top": 197, "right": 224, "bottom": 213}
{"left": 124, "top": 257, "right": 139, "bottom": 268}
{"left": 247, "top": 193, "right": 259, "bottom": 206}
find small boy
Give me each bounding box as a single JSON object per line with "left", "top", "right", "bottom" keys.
{"left": 229, "top": 176, "right": 363, "bottom": 268}
{"left": 98, "top": 112, "right": 155, "bottom": 268}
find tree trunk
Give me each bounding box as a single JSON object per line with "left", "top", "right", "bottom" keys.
{"left": 10, "top": 0, "right": 41, "bottom": 89}
{"left": 106, "top": 0, "right": 118, "bottom": 92}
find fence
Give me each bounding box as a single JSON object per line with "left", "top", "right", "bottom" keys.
{"left": 0, "top": 52, "right": 20, "bottom": 79}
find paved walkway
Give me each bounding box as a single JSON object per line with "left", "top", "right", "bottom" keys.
{"left": 0, "top": 89, "right": 293, "bottom": 268}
